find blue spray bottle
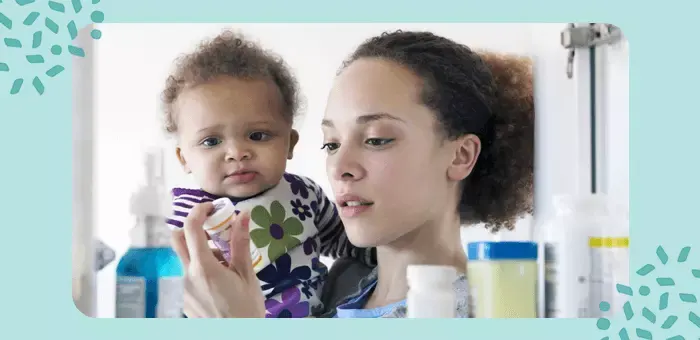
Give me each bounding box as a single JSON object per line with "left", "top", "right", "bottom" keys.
{"left": 115, "top": 149, "right": 184, "bottom": 318}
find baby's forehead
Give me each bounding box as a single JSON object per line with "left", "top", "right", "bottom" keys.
{"left": 181, "top": 77, "right": 285, "bottom": 109}
{"left": 175, "top": 81, "right": 291, "bottom": 130}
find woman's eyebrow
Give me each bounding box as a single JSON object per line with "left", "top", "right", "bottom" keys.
{"left": 321, "top": 112, "right": 405, "bottom": 128}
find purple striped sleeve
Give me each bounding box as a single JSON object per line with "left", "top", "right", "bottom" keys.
{"left": 167, "top": 187, "right": 216, "bottom": 230}
{"left": 174, "top": 201, "right": 193, "bottom": 209}
{"left": 302, "top": 176, "right": 377, "bottom": 266}
{"left": 166, "top": 218, "right": 184, "bottom": 228}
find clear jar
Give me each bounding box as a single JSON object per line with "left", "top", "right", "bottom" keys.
{"left": 467, "top": 241, "right": 538, "bottom": 318}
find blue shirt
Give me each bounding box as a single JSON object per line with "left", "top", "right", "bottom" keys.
{"left": 334, "top": 280, "right": 407, "bottom": 318}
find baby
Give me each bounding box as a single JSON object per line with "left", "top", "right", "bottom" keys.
{"left": 161, "top": 30, "right": 376, "bottom": 318}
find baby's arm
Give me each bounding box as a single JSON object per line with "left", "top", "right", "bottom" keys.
{"left": 309, "top": 179, "right": 377, "bottom": 267}
{"left": 166, "top": 188, "right": 216, "bottom": 230}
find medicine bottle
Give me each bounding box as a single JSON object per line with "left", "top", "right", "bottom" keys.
{"left": 204, "top": 197, "right": 268, "bottom": 273}
{"left": 406, "top": 265, "right": 457, "bottom": 318}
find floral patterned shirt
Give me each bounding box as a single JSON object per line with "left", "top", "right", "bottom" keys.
{"left": 166, "top": 173, "right": 376, "bottom": 318}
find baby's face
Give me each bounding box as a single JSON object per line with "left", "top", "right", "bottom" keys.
{"left": 174, "top": 76, "right": 298, "bottom": 198}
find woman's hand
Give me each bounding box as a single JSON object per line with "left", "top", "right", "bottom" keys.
{"left": 171, "top": 202, "right": 266, "bottom": 318}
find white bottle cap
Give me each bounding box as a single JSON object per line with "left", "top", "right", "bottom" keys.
{"left": 407, "top": 265, "right": 457, "bottom": 318}
{"left": 203, "top": 198, "right": 236, "bottom": 235}
{"left": 407, "top": 265, "right": 457, "bottom": 288}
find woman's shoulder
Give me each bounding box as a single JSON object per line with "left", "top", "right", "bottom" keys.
{"left": 314, "top": 257, "right": 376, "bottom": 317}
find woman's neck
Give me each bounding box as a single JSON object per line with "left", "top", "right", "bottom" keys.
{"left": 364, "top": 213, "right": 467, "bottom": 309}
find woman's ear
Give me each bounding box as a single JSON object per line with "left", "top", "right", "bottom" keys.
{"left": 176, "top": 147, "right": 191, "bottom": 174}
{"left": 447, "top": 134, "right": 481, "bottom": 181}
{"left": 287, "top": 129, "right": 300, "bottom": 160}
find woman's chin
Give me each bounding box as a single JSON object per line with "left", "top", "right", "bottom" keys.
{"left": 344, "top": 230, "right": 381, "bottom": 249}
{"left": 345, "top": 227, "right": 399, "bottom": 250}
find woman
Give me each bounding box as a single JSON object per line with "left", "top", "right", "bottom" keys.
{"left": 171, "top": 30, "right": 534, "bottom": 318}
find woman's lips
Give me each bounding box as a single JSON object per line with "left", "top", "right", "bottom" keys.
{"left": 335, "top": 194, "right": 374, "bottom": 217}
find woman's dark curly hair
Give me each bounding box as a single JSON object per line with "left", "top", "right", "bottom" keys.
{"left": 343, "top": 31, "right": 534, "bottom": 232}
{"left": 161, "top": 30, "right": 301, "bottom": 134}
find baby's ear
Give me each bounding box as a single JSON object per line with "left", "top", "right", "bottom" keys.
{"left": 288, "top": 129, "right": 300, "bottom": 159}
{"left": 175, "top": 147, "right": 191, "bottom": 174}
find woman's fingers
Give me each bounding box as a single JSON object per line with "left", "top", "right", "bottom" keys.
{"left": 228, "top": 212, "right": 255, "bottom": 278}
{"left": 170, "top": 229, "right": 190, "bottom": 268}
{"left": 212, "top": 248, "right": 227, "bottom": 263}
{"left": 183, "top": 278, "right": 204, "bottom": 318}
{"left": 182, "top": 202, "right": 216, "bottom": 265}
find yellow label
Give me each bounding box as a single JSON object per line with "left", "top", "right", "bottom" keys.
{"left": 589, "top": 237, "right": 629, "bottom": 248}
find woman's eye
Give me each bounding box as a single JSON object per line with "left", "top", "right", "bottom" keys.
{"left": 321, "top": 143, "right": 340, "bottom": 152}
{"left": 201, "top": 137, "right": 222, "bottom": 147}
{"left": 249, "top": 132, "right": 272, "bottom": 141}
{"left": 365, "top": 138, "right": 394, "bottom": 147}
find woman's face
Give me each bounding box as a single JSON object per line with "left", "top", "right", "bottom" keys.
{"left": 322, "top": 58, "right": 462, "bottom": 248}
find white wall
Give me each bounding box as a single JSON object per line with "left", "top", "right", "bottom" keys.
{"left": 90, "top": 23, "right": 626, "bottom": 318}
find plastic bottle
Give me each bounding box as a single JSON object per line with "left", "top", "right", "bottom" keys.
{"left": 466, "top": 241, "right": 538, "bottom": 318}
{"left": 406, "top": 265, "right": 457, "bottom": 318}
{"left": 115, "top": 149, "right": 185, "bottom": 318}
{"left": 540, "top": 194, "right": 629, "bottom": 318}
{"left": 203, "top": 197, "right": 269, "bottom": 273}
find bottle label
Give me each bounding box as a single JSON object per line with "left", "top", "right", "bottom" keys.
{"left": 115, "top": 276, "right": 146, "bottom": 318}
{"left": 544, "top": 243, "right": 557, "bottom": 318}
{"left": 545, "top": 242, "right": 589, "bottom": 318}
{"left": 209, "top": 236, "right": 269, "bottom": 276}
{"left": 588, "top": 237, "right": 629, "bottom": 318}
{"left": 157, "top": 277, "right": 185, "bottom": 318}
{"left": 545, "top": 237, "right": 629, "bottom": 318}
{"left": 116, "top": 276, "right": 184, "bottom": 318}
{"left": 250, "top": 242, "right": 269, "bottom": 273}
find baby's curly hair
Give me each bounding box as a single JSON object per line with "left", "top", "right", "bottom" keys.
{"left": 346, "top": 31, "right": 534, "bottom": 232}
{"left": 161, "top": 30, "right": 301, "bottom": 134}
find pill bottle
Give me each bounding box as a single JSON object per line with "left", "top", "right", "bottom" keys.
{"left": 204, "top": 197, "right": 268, "bottom": 273}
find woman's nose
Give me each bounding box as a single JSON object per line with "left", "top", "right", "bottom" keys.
{"left": 329, "top": 146, "right": 365, "bottom": 182}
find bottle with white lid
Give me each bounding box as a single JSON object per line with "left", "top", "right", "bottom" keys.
{"left": 406, "top": 265, "right": 457, "bottom": 318}
{"left": 204, "top": 197, "right": 269, "bottom": 273}
{"left": 115, "top": 149, "right": 184, "bottom": 318}
{"left": 540, "top": 194, "right": 629, "bottom": 318}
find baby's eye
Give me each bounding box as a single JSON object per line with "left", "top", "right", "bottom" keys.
{"left": 200, "top": 137, "right": 222, "bottom": 148}
{"left": 321, "top": 143, "right": 340, "bottom": 153}
{"left": 365, "top": 138, "right": 394, "bottom": 147}
{"left": 249, "top": 132, "right": 272, "bottom": 141}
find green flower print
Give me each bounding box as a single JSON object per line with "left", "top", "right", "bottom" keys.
{"left": 250, "top": 201, "right": 304, "bottom": 262}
